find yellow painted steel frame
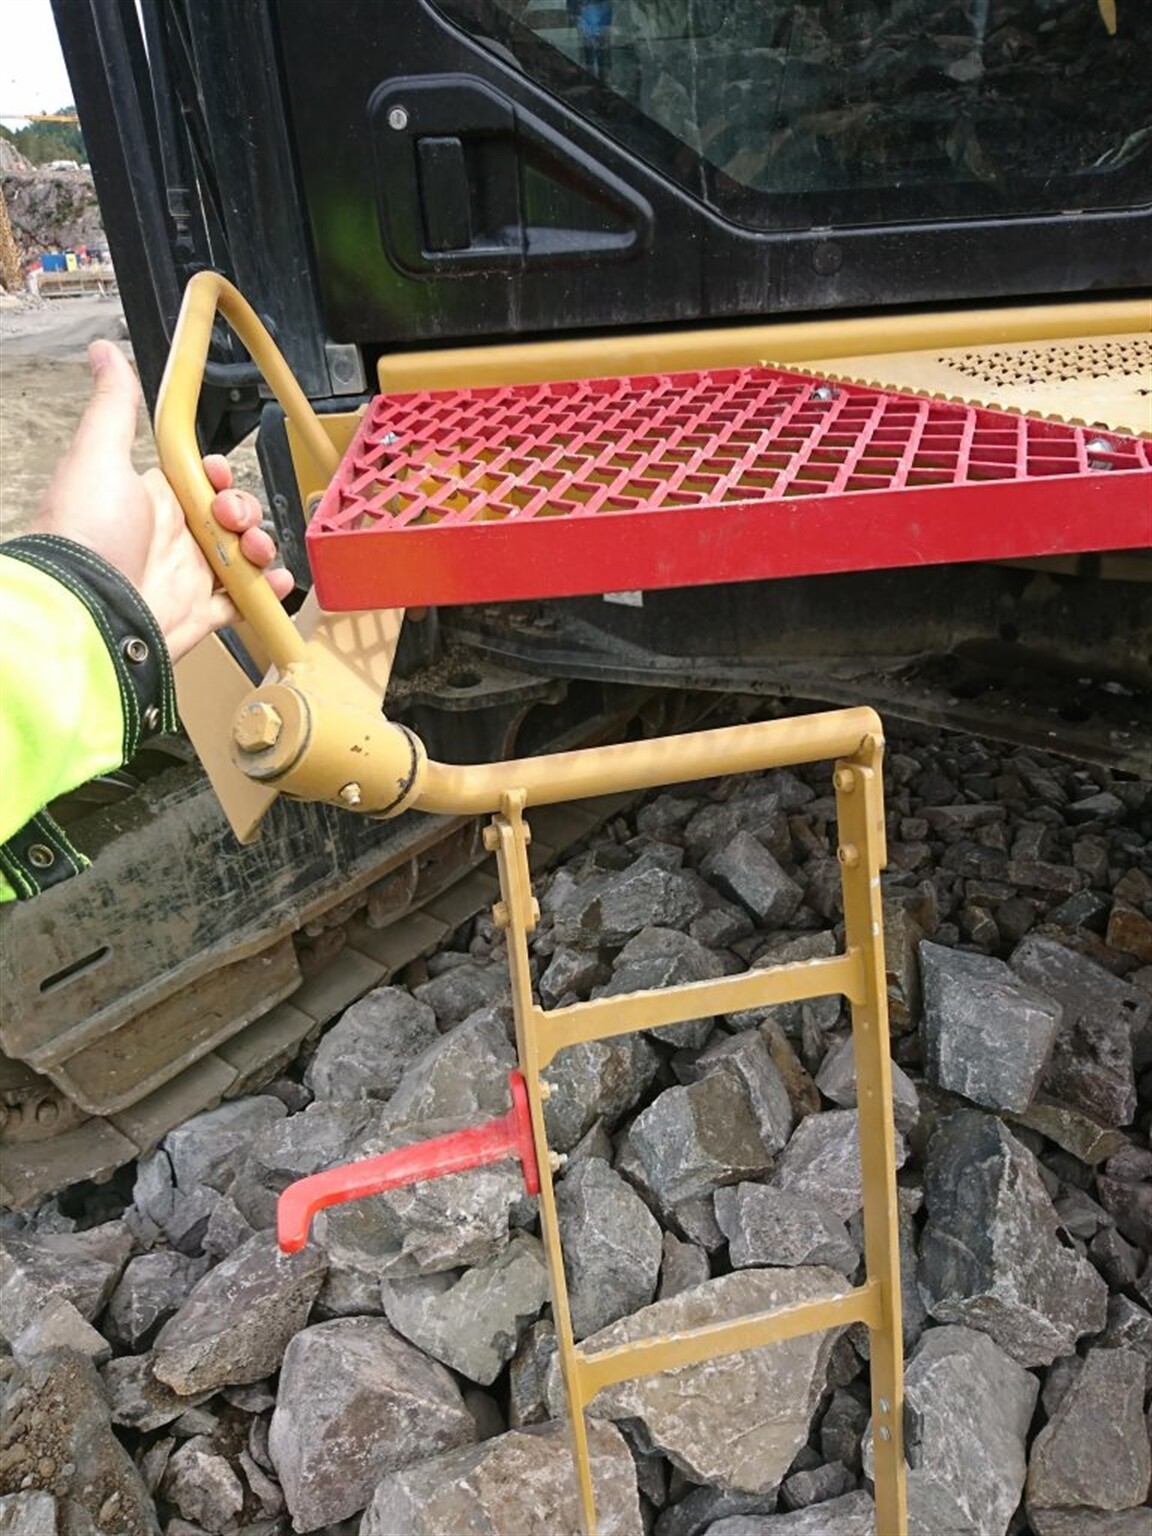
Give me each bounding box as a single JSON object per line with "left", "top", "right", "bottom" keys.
{"left": 157, "top": 278, "right": 907, "bottom": 1530}
{"left": 481, "top": 734, "right": 905, "bottom": 1536}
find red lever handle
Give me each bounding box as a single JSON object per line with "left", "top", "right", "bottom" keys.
{"left": 277, "top": 1070, "right": 541, "bottom": 1253}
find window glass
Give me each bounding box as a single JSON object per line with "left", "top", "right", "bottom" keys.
{"left": 438, "top": 1, "right": 1151, "bottom": 228}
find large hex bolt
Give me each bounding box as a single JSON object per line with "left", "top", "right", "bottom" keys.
{"left": 234, "top": 701, "right": 284, "bottom": 753}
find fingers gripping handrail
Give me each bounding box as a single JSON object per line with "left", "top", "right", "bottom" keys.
{"left": 155, "top": 271, "right": 339, "bottom": 673}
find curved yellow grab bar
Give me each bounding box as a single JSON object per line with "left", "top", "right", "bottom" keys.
{"left": 154, "top": 271, "right": 340, "bottom": 673}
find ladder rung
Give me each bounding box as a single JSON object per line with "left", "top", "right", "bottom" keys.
{"left": 537, "top": 951, "right": 863, "bottom": 1065}
{"left": 573, "top": 1279, "right": 885, "bottom": 1400}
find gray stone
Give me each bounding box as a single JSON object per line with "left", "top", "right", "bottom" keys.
{"left": 555, "top": 1158, "right": 662, "bottom": 1339}
{"left": 814, "top": 1035, "right": 920, "bottom": 1133}
{"left": 0, "top": 1493, "right": 56, "bottom": 1536}
{"left": 360, "top": 1419, "right": 642, "bottom": 1536}
{"left": 568, "top": 1269, "right": 847, "bottom": 1493}
{"left": 1096, "top": 1294, "right": 1152, "bottom": 1393}
{"left": 267, "top": 1317, "right": 476, "bottom": 1532}
{"left": 413, "top": 959, "right": 509, "bottom": 1027}
{"left": 241, "top": 1101, "right": 375, "bottom": 1212}
{"left": 865, "top": 1325, "right": 1038, "bottom": 1536}
{"left": 160, "top": 1439, "right": 245, "bottom": 1535}
{"left": 652, "top": 1487, "right": 778, "bottom": 1536}
{"left": 820, "top": 1389, "right": 869, "bottom": 1475}
{"left": 104, "top": 1251, "right": 209, "bottom": 1351}
{"left": 10, "top": 1297, "right": 110, "bottom": 1367}
{"left": 705, "top": 1491, "right": 875, "bottom": 1534}
{"left": 601, "top": 927, "right": 724, "bottom": 1050}
{"left": 379, "top": 1234, "right": 549, "bottom": 1384}
{"left": 551, "top": 853, "right": 705, "bottom": 949}
{"left": 715, "top": 1184, "right": 858, "bottom": 1273}
{"left": 772, "top": 1109, "right": 906, "bottom": 1222}
{"left": 0, "top": 1349, "right": 159, "bottom": 1536}
{"left": 919, "top": 941, "right": 1060, "bottom": 1113}
{"left": 701, "top": 831, "right": 805, "bottom": 928}
{"left": 100, "top": 1356, "right": 211, "bottom": 1432}
{"left": 885, "top": 903, "right": 926, "bottom": 1032}
{"left": 657, "top": 1233, "right": 710, "bottom": 1301}
{"left": 1053, "top": 1186, "right": 1112, "bottom": 1241}
{"left": 621, "top": 1073, "right": 775, "bottom": 1213}
{"left": 779, "top": 1461, "right": 855, "bottom": 1510}
{"left": 0, "top": 1225, "right": 131, "bottom": 1343}
{"left": 1010, "top": 1103, "right": 1127, "bottom": 1165}
{"left": 1096, "top": 1167, "right": 1152, "bottom": 1248}
{"left": 304, "top": 986, "right": 439, "bottom": 1100}
{"left": 508, "top": 1319, "right": 556, "bottom": 1428}
{"left": 1027, "top": 1348, "right": 1151, "bottom": 1512}
{"left": 538, "top": 945, "right": 609, "bottom": 1007}
{"left": 682, "top": 789, "right": 793, "bottom": 865}
{"left": 152, "top": 1231, "right": 327, "bottom": 1395}
{"left": 318, "top": 1119, "right": 523, "bottom": 1278}
{"left": 312, "top": 1264, "right": 385, "bottom": 1320}
{"left": 919, "top": 1112, "right": 1108, "bottom": 1366}
{"left": 692, "top": 1031, "right": 795, "bottom": 1154}
{"left": 1028, "top": 1512, "right": 1152, "bottom": 1536}
{"left": 162, "top": 1096, "right": 287, "bottom": 1193}
{"left": 382, "top": 1006, "right": 516, "bottom": 1125}
{"left": 1011, "top": 935, "right": 1146, "bottom": 1126}
{"left": 238, "top": 1449, "right": 285, "bottom": 1519}
{"left": 542, "top": 1035, "right": 661, "bottom": 1153}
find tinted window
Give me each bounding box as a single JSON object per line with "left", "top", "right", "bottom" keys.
{"left": 438, "top": 0, "right": 1152, "bottom": 227}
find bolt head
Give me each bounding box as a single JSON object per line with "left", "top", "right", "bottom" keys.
{"left": 338, "top": 782, "right": 363, "bottom": 807}
{"left": 234, "top": 701, "right": 284, "bottom": 752}
{"left": 387, "top": 105, "right": 409, "bottom": 131}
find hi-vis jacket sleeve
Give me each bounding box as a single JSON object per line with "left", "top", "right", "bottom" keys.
{"left": 0, "top": 535, "right": 179, "bottom": 900}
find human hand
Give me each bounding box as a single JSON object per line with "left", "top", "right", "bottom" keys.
{"left": 32, "top": 340, "right": 294, "bottom": 662}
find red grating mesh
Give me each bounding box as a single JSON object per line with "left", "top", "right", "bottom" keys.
{"left": 306, "top": 367, "right": 1152, "bottom": 610}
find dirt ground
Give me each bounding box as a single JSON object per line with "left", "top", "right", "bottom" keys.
{"left": 0, "top": 292, "right": 262, "bottom": 542}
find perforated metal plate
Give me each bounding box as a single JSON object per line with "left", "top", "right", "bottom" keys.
{"left": 306, "top": 366, "right": 1152, "bottom": 611}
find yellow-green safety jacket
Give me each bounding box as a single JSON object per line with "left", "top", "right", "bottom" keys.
{"left": 0, "top": 535, "right": 179, "bottom": 900}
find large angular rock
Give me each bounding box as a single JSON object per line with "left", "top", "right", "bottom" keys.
{"left": 1096, "top": 1294, "right": 1152, "bottom": 1394}
{"left": 555, "top": 1158, "right": 663, "bottom": 1339}
{"left": 304, "top": 985, "right": 439, "bottom": 1100}
{"left": 1026, "top": 1348, "right": 1150, "bottom": 1513}
{"left": 361, "top": 1419, "right": 642, "bottom": 1536}
{"left": 318, "top": 1119, "right": 523, "bottom": 1278}
{"left": 539, "top": 945, "right": 609, "bottom": 1007}
{"left": 772, "top": 1109, "right": 906, "bottom": 1222}
{"left": 600, "top": 927, "right": 724, "bottom": 1049}
{"left": 814, "top": 1035, "right": 920, "bottom": 1133}
{"left": 0, "top": 1492, "right": 57, "bottom": 1536}
{"left": 152, "top": 1230, "right": 327, "bottom": 1394}
{"left": 0, "top": 1349, "right": 159, "bottom": 1536}
{"left": 551, "top": 853, "right": 705, "bottom": 949}
{"left": 652, "top": 1486, "right": 779, "bottom": 1536}
{"left": 567, "top": 1269, "right": 847, "bottom": 1492}
{"left": 9, "top": 1296, "right": 109, "bottom": 1368}
{"left": 919, "top": 941, "right": 1060, "bottom": 1112}
{"left": 1028, "top": 1512, "right": 1152, "bottom": 1536}
{"left": 691, "top": 1031, "right": 795, "bottom": 1154}
{"left": 701, "top": 831, "right": 805, "bottom": 928}
{"left": 382, "top": 1006, "right": 516, "bottom": 1124}
{"left": 620, "top": 1073, "right": 775, "bottom": 1212}
{"left": 714, "top": 1184, "right": 858, "bottom": 1273}
{"left": 100, "top": 1355, "right": 212, "bottom": 1432}
{"left": 268, "top": 1317, "right": 476, "bottom": 1532}
{"left": 104, "top": 1250, "right": 209, "bottom": 1351}
{"left": 864, "top": 1325, "right": 1037, "bottom": 1536}
{"left": 689, "top": 1491, "right": 875, "bottom": 1533}
{"left": 1011, "top": 935, "right": 1145, "bottom": 1126}
{"left": 0, "top": 1225, "right": 131, "bottom": 1344}
{"left": 682, "top": 785, "right": 796, "bottom": 867}
{"left": 379, "top": 1234, "right": 550, "bottom": 1384}
{"left": 542, "top": 1035, "right": 661, "bottom": 1152}
{"left": 413, "top": 958, "right": 509, "bottom": 1027}
{"left": 919, "top": 1112, "right": 1108, "bottom": 1366}
{"left": 161, "top": 1095, "right": 287, "bottom": 1192}
{"left": 237, "top": 1100, "right": 377, "bottom": 1224}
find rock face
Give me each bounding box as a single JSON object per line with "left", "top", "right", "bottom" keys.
{"left": 1026, "top": 1348, "right": 1151, "bottom": 1514}
{"left": 572, "top": 1269, "right": 847, "bottom": 1492}
{"left": 621, "top": 1074, "right": 775, "bottom": 1212}
{"left": 0, "top": 1349, "right": 159, "bottom": 1536}
{"left": 919, "top": 1112, "right": 1108, "bottom": 1365}
{"left": 551, "top": 853, "right": 705, "bottom": 949}
{"left": 543, "top": 1034, "right": 662, "bottom": 1152}
{"left": 865, "top": 1325, "right": 1038, "bottom": 1536}
{"left": 554, "top": 1158, "right": 663, "bottom": 1339}
{"left": 919, "top": 941, "right": 1061, "bottom": 1112}
{"left": 361, "top": 1419, "right": 643, "bottom": 1536}
{"left": 151, "top": 1231, "right": 327, "bottom": 1394}
{"left": 772, "top": 1109, "right": 906, "bottom": 1221}
{"left": 714, "top": 1183, "right": 858, "bottom": 1273}
{"left": 304, "top": 985, "right": 439, "bottom": 1100}
{"left": 601, "top": 926, "right": 724, "bottom": 1049}
{"left": 1010, "top": 935, "right": 1144, "bottom": 1126}
{"left": 704, "top": 1491, "right": 876, "bottom": 1533}
{"left": 379, "top": 1234, "right": 550, "bottom": 1383}
{"left": 701, "top": 831, "right": 805, "bottom": 927}
{"left": 268, "top": 1317, "right": 476, "bottom": 1531}
{"left": 0, "top": 1226, "right": 130, "bottom": 1344}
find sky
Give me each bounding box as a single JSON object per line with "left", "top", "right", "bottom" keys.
{"left": 0, "top": 0, "right": 76, "bottom": 127}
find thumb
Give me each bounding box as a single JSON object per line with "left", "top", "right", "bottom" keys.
{"left": 69, "top": 341, "right": 142, "bottom": 462}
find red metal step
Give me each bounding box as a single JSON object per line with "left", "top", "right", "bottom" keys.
{"left": 305, "top": 367, "right": 1152, "bottom": 611}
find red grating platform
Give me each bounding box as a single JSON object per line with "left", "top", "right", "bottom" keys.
{"left": 306, "top": 367, "right": 1152, "bottom": 611}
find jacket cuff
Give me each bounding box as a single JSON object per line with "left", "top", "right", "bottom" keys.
{"left": 2, "top": 533, "right": 180, "bottom": 762}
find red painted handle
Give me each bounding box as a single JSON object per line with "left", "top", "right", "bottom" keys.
{"left": 277, "top": 1070, "right": 540, "bottom": 1253}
